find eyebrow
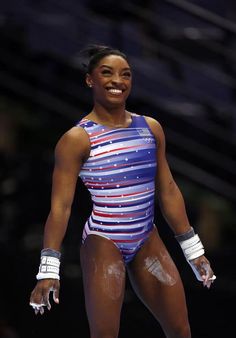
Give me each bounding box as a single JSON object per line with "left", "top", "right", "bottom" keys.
{"left": 99, "top": 65, "right": 131, "bottom": 71}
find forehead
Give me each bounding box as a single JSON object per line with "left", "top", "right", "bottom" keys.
{"left": 96, "top": 54, "right": 130, "bottom": 69}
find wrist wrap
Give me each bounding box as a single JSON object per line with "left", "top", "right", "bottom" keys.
{"left": 175, "top": 228, "right": 205, "bottom": 261}
{"left": 36, "top": 248, "right": 61, "bottom": 280}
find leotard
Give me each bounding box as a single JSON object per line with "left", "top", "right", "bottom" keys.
{"left": 77, "top": 114, "right": 157, "bottom": 264}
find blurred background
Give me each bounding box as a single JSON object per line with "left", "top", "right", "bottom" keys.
{"left": 0, "top": 0, "right": 235, "bottom": 337}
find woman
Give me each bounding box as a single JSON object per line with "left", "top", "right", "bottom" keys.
{"left": 30, "top": 45, "right": 216, "bottom": 338}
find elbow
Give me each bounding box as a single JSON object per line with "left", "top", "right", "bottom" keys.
{"left": 158, "top": 181, "right": 184, "bottom": 211}
{"left": 50, "top": 202, "right": 72, "bottom": 219}
{"left": 159, "top": 180, "right": 179, "bottom": 200}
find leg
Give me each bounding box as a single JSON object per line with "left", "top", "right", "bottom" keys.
{"left": 127, "top": 227, "right": 191, "bottom": 338}
{"left": 80, "top": 235, "right": 126, "bottom": 338}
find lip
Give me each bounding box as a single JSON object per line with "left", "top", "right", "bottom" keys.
{"left": 106, "top": 87, "right": 124, "bottom": 96}
{"left": 106, "top": 88, "right": 124, "bottom": 97}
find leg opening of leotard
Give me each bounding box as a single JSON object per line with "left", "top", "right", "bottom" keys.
{"left": 82, "top": 231, "right": 125, "bottom": 265}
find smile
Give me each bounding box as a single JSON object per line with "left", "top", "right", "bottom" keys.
{"left": 107, "top": 88, "right": 123, "bottom": 95}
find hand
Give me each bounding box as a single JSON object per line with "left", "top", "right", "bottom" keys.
{"left": 29, "top": 279, "right": 60, "bottom": 315}
{"left": 189, "top": 255, "right": 216, "bottom": 288}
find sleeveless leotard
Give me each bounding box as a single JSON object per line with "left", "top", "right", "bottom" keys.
{"left": 77, "top": 114, "right": 157, "bottom": 264}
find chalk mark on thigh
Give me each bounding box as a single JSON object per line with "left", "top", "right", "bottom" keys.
{"left": 102, "top": 260, "right": 125, "bottom": 300}
{"left": 144, "top": 256, "right": 177, "bottom": 286}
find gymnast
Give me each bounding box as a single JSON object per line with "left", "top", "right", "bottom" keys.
{"left": 30, "top": 44, "right": 216, "bottom": 338}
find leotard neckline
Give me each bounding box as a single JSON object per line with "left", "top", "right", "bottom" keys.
{"left": 81, "top": 113, "right": 138, "bottom": 130}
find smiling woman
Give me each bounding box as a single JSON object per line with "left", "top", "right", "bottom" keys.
{"left": 29, "top": 44, "right": 216, "bottom": 338}
{"left": 84, "top": 47, "right": 132, "bottom": 120}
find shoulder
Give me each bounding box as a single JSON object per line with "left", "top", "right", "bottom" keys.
{"left": 56, "top": 126, "right": 90, "bottom": 147}
{"left": 131, "top": 113, "right": 163, "bottom": 131}
{"left": 143, "top": 115, "right": 162, "bottom": 129}
{"left": 55, "top": 126, "right": 90, "bottom": 160}
{"left": 143, "top": 115, "right": 165, "bottom": 145}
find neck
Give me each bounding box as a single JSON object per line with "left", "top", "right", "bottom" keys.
{"left": 89, "top": 103, "right": 130, "bottom": 127}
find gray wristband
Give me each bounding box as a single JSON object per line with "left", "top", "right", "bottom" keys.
{"left": 41, "top": 248, "right": 61, "bottom": 259}
{"left": 175, "top": 227, "right": 195, "bottom": 242}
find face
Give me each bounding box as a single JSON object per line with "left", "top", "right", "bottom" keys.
{"left": 86, "top": 54, "right": 132, "bottom": 108}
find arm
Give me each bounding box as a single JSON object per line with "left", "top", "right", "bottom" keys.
{"left": 30, "top": 126, "right": 90, "bottom": 314}
{"left": 145, "top": 116, "right": 215, "bottom": 287}
{"left": 43, "top": 127, "right": 89, "bottom": 250}
{"left": 147, "top": 117, "right": 191, "bottom": 235}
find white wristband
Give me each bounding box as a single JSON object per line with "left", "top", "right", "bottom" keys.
{"left": 36, "top": 255, "right": 60, "bottom": 280}
{"left": 178, "top": 234, "right": 205, "bottom": 261}
{"left": 36, "top": 272, "right": 60, "bottom": 280}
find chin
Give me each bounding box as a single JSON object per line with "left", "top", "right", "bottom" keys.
{"left": 104, "top": 96, "right": 126, "bottom": 106}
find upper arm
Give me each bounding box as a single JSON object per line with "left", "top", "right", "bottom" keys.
{"left": 50, "top": 126, "right": 90, "bottom": 210}
{"left": 144, "top": 116, "right": 176, "bottom": 195}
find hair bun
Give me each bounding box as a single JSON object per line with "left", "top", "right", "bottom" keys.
{"left": 76, "top": 43, "right": 128, "bottom": 73}
{"left": 79, "top": 44, "right": 112, "bottom": 59}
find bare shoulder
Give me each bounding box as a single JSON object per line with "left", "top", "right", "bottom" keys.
{"left": 55, "top": 126, "right": 90, "bottom": 161}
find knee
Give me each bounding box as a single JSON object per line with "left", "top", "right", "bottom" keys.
{"left": 170, "top": 322, "right": 191, "bottom": 338}
{"left": 91, "top": 329, "right": 118, "bottom": 338}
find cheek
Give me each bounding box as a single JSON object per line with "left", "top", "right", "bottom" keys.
{"left": 93, "top": 84, "right": 106, "bottom": 96}
{"left": 125, "top": 85, "right": 132, "bottom": 97}
{"left": 127, "top": 80, "right": 132, "bottom": 91}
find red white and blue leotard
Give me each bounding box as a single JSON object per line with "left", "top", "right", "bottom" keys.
{"left": 77, "top": 114, "right": 157, "bottom": 264}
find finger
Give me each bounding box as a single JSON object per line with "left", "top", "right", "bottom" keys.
{"left": 207, "top": 281, "right": 212, "bottom": 289}
{"left": 39, "top": 306, "right": 44, "bottom": 315}
{"left": 202, "top": 276, "right": 208, "bottom": 287}
{"left": 206, "top": 275, "right": 216, "bottom": 289}
{"left": 43, "top": 292, "right": 51, "bottom": 311}
{"left": 47, "top": 302, "right": 51, "bottom": 311}
{"left": 201, "top": 266, "right": 216, "bottom": 288}
{"left": 206, "top": 278, "right": 213, "bottom": 289}
{"left": 200, "top": 262, "right": 211, "bottom": 285}
{"left": 202, "top": 274, "right": 210, "bottom": 287}
{"left": 29, "top": 302, "right": 45, "bottom": 309}
{"left": 30, "top": 302, "right": 44, "bottom": 315}
{"left": 53, "top": 289, "right": 60, "bottom": 304}
{"left": 209, "top": 275, "right": 216, "bottom": 281}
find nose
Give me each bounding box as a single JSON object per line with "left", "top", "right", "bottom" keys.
{"left": 111, "top": 73, "right": 123, "bottom": 84}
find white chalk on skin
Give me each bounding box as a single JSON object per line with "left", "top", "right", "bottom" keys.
{"left": 29, "top": 302, "right": 45, "bottom": 309}
{"left": 208, "top": 275, "right": 216, "bottom": 281}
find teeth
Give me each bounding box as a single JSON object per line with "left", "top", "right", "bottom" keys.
{"left": 108, "top": 89, "right": 122, "bottom": 94}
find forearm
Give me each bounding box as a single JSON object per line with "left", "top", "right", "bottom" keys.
{"left": 43, "top": 206, "right": 71, "bottom": 251}
{"left": 158, "top": 181, "right": 191, "bottom": 235}
{"left": 33, "top": 206, "right": 71, "bottom": 283}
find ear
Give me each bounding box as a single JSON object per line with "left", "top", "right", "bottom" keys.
{"left": 85, "top": 73, "right": 93, "bottom": 88}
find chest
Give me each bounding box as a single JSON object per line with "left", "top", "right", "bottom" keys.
{"left": 80, "top": 127, "right": 157, "bottom": 185}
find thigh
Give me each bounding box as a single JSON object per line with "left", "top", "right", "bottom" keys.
{"left": 80, "top": 234, "right": 126, "bottom": 338}
{"left": 127, "top": 227, "right": 190, "bottom": 337}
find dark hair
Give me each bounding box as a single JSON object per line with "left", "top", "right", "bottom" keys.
{"left": 78, "top": 44, "right": 129, "bottom": 73}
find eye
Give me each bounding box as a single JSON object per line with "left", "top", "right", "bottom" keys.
{"left": 122, "top": 71, "right": 131, "bottom": 78}
{"left": 101, "top": 69, "right": 112, "bottom": 75}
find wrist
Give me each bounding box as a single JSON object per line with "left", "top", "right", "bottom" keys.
{"left": 41, "top": 248, "right": 61, "bottom": 259}
{"left": 175, "top": 228, "right": 205, "bottom": 261}
{"left": 36, "top": 248, "right": 61, "bottom": 280}
{"left": 175, "top": 227, "right": 195, "bottom": 242}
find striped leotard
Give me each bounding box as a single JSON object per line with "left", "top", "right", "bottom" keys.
{"left": 77, "top": 114, "right": 157, "bottom": 264}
